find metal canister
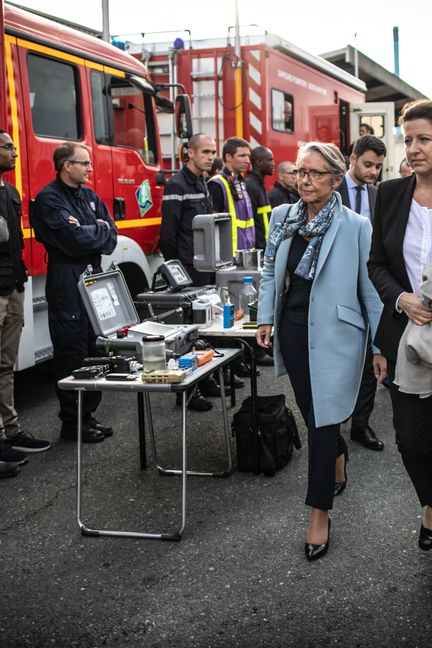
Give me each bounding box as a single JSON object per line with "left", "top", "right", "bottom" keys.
{"left": 142, "top": 335, "right": 166, "bottom": 373}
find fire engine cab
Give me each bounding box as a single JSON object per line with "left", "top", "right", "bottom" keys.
{"left": 0, "top": 3, "right": 189, "bottom": 370}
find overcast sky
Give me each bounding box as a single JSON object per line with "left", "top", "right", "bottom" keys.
{"left": 10, "top": 0, "right": 432, "bottom": 97}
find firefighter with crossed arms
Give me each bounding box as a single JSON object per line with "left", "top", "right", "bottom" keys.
{"left": 32, "top": 142, "right": 117, "bottom": 444}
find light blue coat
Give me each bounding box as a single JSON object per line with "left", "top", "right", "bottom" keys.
{"left": 257, "top": 193, "right": 383, "bottom": 428}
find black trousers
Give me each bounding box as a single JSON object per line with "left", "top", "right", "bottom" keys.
{"left": 279, "top": 313, "right": 346, "bottom": 510}
{"left": 49, "top": 313, "right": 101, "bottom": 425}
{"left": 351, "top": 335, "right": 377, "bottom": 429}
{"left": 388, "top": 361, "right": 432, "bottom": 507}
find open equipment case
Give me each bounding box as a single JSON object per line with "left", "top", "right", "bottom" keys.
{"left": 78, "top": 265, "right": 200, "bottom": 358}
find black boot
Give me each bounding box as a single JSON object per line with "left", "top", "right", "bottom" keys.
{"left": 255, "top": 347, "right": 274, "bottom": 367}
{"left": 176, "top": 387, "right": 213, "bottom": 411}
{"left": 217, "top": 367, "right": 245, "bottom": 389}
{"left": 233, "top": 358, "right": 260, "bottom": 378}
{"left": 199, "top": 376, "right": 230, "bottom": 397}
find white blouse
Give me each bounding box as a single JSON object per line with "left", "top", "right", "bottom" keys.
{"left": 402, "top": 198, "right": 432, "bottom": 294}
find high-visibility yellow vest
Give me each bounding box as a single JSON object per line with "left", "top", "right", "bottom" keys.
{"left": 257, "top": 204, "right": 272, "bottom": 241}
{"left": 210, "top": 174, "right": 255, "bottom": 255}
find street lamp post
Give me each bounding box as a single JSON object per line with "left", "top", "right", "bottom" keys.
{"left": 101, "top": 0, "right": 110, "bottom": 42}
{"left": 353, "top": 32, "right": 359, "bottom": 78}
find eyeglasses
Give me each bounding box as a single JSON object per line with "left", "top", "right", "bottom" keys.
{"left": 67, "top": 160, "right": 92, "bottom": 167}
{"left": 0, "top": 143, "right": 16, "bottom": 151}
{"left": 292, "top": 169, "right": 332, "bottom": 181}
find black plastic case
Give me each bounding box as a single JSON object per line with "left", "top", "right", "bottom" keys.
{"left": 135, "top": 286, "right": 211, "bottom": 324}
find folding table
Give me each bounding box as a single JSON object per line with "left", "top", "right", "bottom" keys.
{"left": 58, "top": 348, "right": 241, "bottom": 541}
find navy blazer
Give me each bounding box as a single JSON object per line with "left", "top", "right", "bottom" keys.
{"left": 368, "top": 174, "right": 416, "bottom": 361}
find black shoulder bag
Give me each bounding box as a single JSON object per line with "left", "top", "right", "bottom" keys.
{"left": 231, "top": 394, "right": 301, "bottom": 477}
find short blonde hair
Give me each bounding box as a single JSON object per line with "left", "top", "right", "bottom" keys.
{"left": 296, "top": 142, "right": 346, "bottom": 176}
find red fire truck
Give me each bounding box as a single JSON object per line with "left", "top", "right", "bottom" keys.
{"left": 0, "top": 3, "right": 189, "bottom": 370}
{"left": 131, "top": 33, "right": 397, "bottom": 179}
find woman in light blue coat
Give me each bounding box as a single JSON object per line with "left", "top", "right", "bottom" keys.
{"left": 256, "top": 142, "right": 386, "bottom": 561}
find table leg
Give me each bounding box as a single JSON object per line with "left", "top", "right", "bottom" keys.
{"left": 230, "top": 361, "right": 236, "bottom": 408}
{"left": 155, "top": 382, "right": 232, "bottom": 479}
{"left": 237, "top": 340, "right": 259, "bottom": 475}
{"left": 76, "top": 388, "right": 85, "bottom": 533}
{"left": 144, "top": 392, "right": 159, "bottom": 469}
{"left": 249, "top": 343, "right": 260, "bottom": 475}
{"left": 137, "top": 392, "right": 147, "bottom": 470}
{"left": 180, "top": 390, "right": 187, "bottom": 537}
{"left": 218, "top": 367, "right": 232, "bottom": 476}
{"left": 76, "top": 388, "right": 180, "bottom": 541}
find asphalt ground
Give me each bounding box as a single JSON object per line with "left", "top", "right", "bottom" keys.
{"left": 1, "top": 360, "right": 431, "bottom": 648}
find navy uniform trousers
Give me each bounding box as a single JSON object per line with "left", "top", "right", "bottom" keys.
{"left": 47, "top": 260, "right": 102, "bottom": 425}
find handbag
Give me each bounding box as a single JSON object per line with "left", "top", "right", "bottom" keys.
{"left": 231, "top": 394, "right": 301, "bottom": 477}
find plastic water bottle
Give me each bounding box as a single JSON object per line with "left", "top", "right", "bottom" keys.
{"left": 239, "top": 277, "right": 257, "bottom": 322}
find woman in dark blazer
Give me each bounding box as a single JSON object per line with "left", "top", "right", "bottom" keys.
{"left": 368, "top": 99, "right": 432, "bottom": 551}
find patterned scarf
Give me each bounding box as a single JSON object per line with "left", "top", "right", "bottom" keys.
{"left": 280, "top": 193, "right": 337, "bottom": 280}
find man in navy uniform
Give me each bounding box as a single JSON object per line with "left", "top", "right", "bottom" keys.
{"left": 160, "top": 133, "right": 230, "bottom": 409}
{"left": 33, "top": 143, "right": 117, "bottom": 443}
{"left": 159, "top": 132, "right": 216, "bottom": 286}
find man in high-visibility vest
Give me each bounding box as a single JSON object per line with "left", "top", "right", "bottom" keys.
{"left": 246, "top": 146, "right": 275, "bottom": 250}
{"left": 209, "top": 138, "right": 273, "bottom": 369}
{"left": 208, "top": 137, "right": 255, "bottom": 256}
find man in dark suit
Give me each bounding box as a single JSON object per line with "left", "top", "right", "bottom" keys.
{"left": 338, "top": 135, "right": 387, "bottom": 451}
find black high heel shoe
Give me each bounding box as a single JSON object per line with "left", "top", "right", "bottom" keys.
{"left": 334, "top": 447, "right": 349, "bottom": 497}
{"left": 419, "top": 524, "right": 432, "bottom": 551}
{"left": 305, "top": 519, "right": 331, "bottom": 562}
